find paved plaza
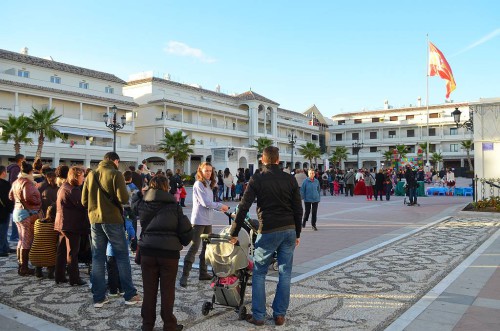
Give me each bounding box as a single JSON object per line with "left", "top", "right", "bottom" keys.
{"left": 0, "top": 178, "right": 499, "bottom": 330}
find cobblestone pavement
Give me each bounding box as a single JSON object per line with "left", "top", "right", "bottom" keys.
{"left": 0, "top": 215, "right": 498, "bottom": 330}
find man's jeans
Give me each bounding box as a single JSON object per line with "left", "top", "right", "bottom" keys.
{"left": 252, "top": 229, "right": 296, "bottom": 321}
{"left": 0, "top": 220, "right": 10, "bottom": 254}
{"left": 91, "top": 223, "right": 137, "bottom": 303}
{"left": 408, "top": 187, "right": 417, "bottom": 204}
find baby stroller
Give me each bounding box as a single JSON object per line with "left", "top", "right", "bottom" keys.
{"left": 200, "top": 221, "right": 253, "bottom": 320}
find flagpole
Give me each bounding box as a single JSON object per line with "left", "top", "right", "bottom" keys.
{"left": 425, "top": 34, "right": 430, "bottom": 168}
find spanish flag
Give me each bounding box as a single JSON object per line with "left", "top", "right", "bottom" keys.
{"left": 428, "top": 42, "right": 456, "bottom": 99}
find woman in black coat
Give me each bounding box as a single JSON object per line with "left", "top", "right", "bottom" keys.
{"left": 374, "top": 169, "right": 386, "bottom": 201}
{"left": 132, "top": 175, "right": 193, "bottom": 331}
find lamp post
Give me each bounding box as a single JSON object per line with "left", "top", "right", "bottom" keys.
{"left": 103, "top": 105, "right": 126, "bottom": 153}
{"left": 452, "top": 107, "right": 474, "bottom": 132}
{"left": 352, "top": 140, "right": 364, "bottom": 169}
{"left": 288, "top": 129, "right": 297, "bottom": 171}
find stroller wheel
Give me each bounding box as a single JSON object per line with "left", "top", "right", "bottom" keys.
{"left": 238, "top": 305, "right": 247, "bottom": 320}
{"left": 202, "top": 301, "right": 212, "bottom": 316}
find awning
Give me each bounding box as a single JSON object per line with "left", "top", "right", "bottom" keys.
{"left": 54, "top": 126, "right": 89, "bottom": 136}
{"left": 84, "top": 128, "right": 113, "bottom": 139}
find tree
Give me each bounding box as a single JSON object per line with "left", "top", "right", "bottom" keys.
{"left": 329, "top": 146, "right": 349, "bottom": 169}
{"left": 460, "top": 139, "right": 474, "bottom": 171}
{"left": 430, "top": 152, "right": 443, "bottom": 170}
{"left": 158, "top": 131, "right": 195, "bottom": 170}
{"left": 251, "top": 137, "right": 274, "bottom": 158}
{"left": 0, "top": 114, "right": 33, "bottom": 155}
{"left": 383, "top": 150, "right": 393, "bottom": 164}
{"left": 29, "top": 107, "right": 63, "bottom": 159}
{"left": 298, "top": 142, "right": 321, "bottom": 169}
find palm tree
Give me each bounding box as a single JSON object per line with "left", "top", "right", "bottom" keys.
{"left": 29, "top": 107, "right": 63, "bottom": 159}
{"left": 158, "top": 130, "right": 195, "bottom": 170}
{"left": 298, "top": 142, "right": 321, "bottom": 169}
{"left": 0, "top": 114, "right": 33, "bottom": 155}
{"left": 251, "top": 137, "right": 274, "bottom": 158}
{"left": 460, "top": 139, "right": 474, "bottom": 171}
{"left": 430, "top": 152, "right": 443, "bottom": 170}
{"left": 329, "top": 146, "right": 349, "bottom": 169}
{"left": 383, "top": 150, "right": 393, "bottom": 164}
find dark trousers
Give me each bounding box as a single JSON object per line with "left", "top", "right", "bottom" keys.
{"left": 345, "top": 184, "right": 354, "bottom": 196}
{"left": 183, "top": 225, "right": 211, "bottom": 272}
{"left": 374, "top": 187, "right": 384, "bottom": 200}
{"left": 107, "top": 256, "right": 122, "bottom": 293}
{"left": 141, "top": 255, "right": 179, "bottom": 331}
{"left": 55, "top": 231, "right": 81, "bottom": 283}
{"left": 302, "top": 202, "right": 319, "bottom": 227}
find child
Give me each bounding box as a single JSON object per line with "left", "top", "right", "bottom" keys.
{"left": 29, "top": 204, "right": 58, "bottom": 278}
{"left": 384, "top": 177, "right": 393, "bottom": 201}
{"left": 106, "top": 216, "right": 135, "bottom": 297}
{"left": 179, "top": 184, "right": 187, "bottom": 207}
{"left": 333, "top": 179, "right": 340, "bottom": 196}
{"left": 123, "top": 171, "right": 139, "bottom": 251}
{"left": 235, "top": 182, "right": 243, "bottom": 201}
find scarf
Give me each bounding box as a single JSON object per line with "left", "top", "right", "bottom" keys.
{"left": 18, "top": 172, "right": 36, "bottom": 185}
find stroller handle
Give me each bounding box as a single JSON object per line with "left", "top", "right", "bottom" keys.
{"left": 201, "top": 233, "right": 240, "bottom": 245}
{"left": 224, "top": 211, "right": 258, "bottom": 233}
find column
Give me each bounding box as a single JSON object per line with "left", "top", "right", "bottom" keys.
{"left": 14, "top": 92, "right": 19, "bottom": 115}
{"left": 80, "top": 102, "right": 83, "bottom": 121}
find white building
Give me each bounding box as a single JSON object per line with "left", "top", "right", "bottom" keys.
{"left": 0, "top": 48, "right": 322, "bottom": 173}
{"left": 327, "top": 100, "right": 474, "bottom": 174}
{"left": 123, "top": 73, "right": 322, "bottom": 174}
{"left": 0, "top": 48, "right": 141, "bottom": 169}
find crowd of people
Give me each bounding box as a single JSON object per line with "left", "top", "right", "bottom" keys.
{"left": 0, "top": 149, "right": 460, "bottom": 330}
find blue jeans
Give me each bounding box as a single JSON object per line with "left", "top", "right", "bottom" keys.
{"left": 0, "top": 219, "right": 10, "bottom": 254}
{"left": 10, "top": 216, "right": 18, "bottom": 241}
{"left": 91, "top": 223, "right": 137, "bottom": 303}
{"left": 252, "top": 229, "right": 296, "bottom": 321}
{"left": 408, "top": 187, "right": 417, "bottom": 204}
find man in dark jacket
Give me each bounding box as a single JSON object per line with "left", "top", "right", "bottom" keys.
{"left": 129, "top": 165, "right": 143, "bottom": 189}
{"left": 405, "top": 164, "right": 418, "bottom": 206}
{"left": 82, "top": 152, "right": 141, "bottom": 308}
{"left": 7, "top": 154, "right": 24, "bottom": 242}
{"left": 0, "top": 165, "right": 15, "bottom": 256}
{"left": 230, "top": 146, "right": 303, "bottom": 327}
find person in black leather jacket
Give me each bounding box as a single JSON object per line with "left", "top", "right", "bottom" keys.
{"left": 229, "top": 146, "right": 303, "bottom": 327}
{"left": 132, "top": 175, "right": 193, "bottom": 331}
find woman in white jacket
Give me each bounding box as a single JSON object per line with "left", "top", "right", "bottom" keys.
{"left": 223, "top": 168, "right": 234, "bottom": 201}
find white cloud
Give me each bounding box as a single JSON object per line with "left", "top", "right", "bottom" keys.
{"left": 453, "top": 28, "right": 500, "bottom": 56}
{"left": 164, "top": 41, "right": 216, "bottom": 63}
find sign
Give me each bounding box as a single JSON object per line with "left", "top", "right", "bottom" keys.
{"left": 482, "top": 142, "right": 494, "bottom": 151}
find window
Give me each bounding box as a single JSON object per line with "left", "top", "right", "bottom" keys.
{"left": 134, "top": 111, "right": 138, "bottom": 119}
{"left": 18, "top": 70, "right": 29, "bottom": 78}
{"left": 335, "top": 133, "right": 342, "bottom": 141}
{"left": 105, "top": 86, "right": 114, "bottom": 94}
{"left": 352, "top": 147, "right": 359, "bottom": 155}
{"left": 337, "top": 120, "right": 345, "bottom": 125}
{"left": 370, "top": 147, "right": 378, "bottom": 153}
{"left": 429, "top": 113, "right": 439, "bottom": 118}
{"left": 79, "top": 82, "right": 89, "bottom": 89}
{"left": 450, "top": 144, "right": 458, "bottom": 152}
{"left": 429, "top": 144, "right": 436, "bottom": 153}
{"left": 390, "top": 116, "right": 398, "bottom": 121}
{"left": 312, "top": 135, "right": 318, "bottom": 141}
{"left": 369, "top": 131, "right": 377, "bottom": 139}
{"left": 429, "top": 128, "right": 436, "bottom": 136}
{"left": 352, "top": 132, "right": 359, "bottom": 140}
{"left": 407, "top": 129, "right": 415, "bottom": 138}
{"left": 406, "top": 114, "right": 414, "bottom": 120}
{"left": 50, "top": 76, "right": 61, "bottom": 84}
{"left": 450, "top": 128, "right": 458, "bottom": 135}
{"left": 372, "top": 117, "right": 380, "bottom": 123}
{"left": 407, "top": 146, "right": 415, "bottom": 153}
{"left": 388, "top": 130, "right": 396, "bottom": 138}
{"left": 354, "top": 119, "right": 362, "bottom": 124}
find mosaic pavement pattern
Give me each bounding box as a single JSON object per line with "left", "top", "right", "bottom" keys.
{"left": 0, "top": 216, "right": 499, "bottom": 331}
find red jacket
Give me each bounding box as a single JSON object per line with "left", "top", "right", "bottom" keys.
{"left": 9, "top": 177, "right": 41, "bottom": 211}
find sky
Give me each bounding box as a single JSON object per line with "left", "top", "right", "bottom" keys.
{"left": 1, "top": 1, "right": 499, "bottom": 118}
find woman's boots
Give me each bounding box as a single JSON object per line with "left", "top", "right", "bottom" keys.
{"left": 179, "top": 262, "right": 191, "bottom": 288}
{"left": 19, "top": 249, "right": 35, "bottom": 276}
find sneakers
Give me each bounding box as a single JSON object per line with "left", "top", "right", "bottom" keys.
{"left": 125, "top": 294, "right": 142, "bottom": 305}
{"left": 274, "top": 315, "right": 286, "bottom": 326}
{"left": 94, "top": 297, "right": 110, "bottom": 308}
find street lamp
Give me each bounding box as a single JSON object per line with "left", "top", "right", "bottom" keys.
{"left": 352, "top": 140, "right": 364, "bottom": 168}
{"left": 103, "top": 105, "right": 126, "bottom": 152}
{"left": 288, "top": 129, "right": 297, "bottom": 171}
{"left": 452, "top": 107, "right": 474, "bottom": 132}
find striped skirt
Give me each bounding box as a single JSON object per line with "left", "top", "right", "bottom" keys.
{"left": 29, "top": 219, "right": 58, "bottom": 267}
